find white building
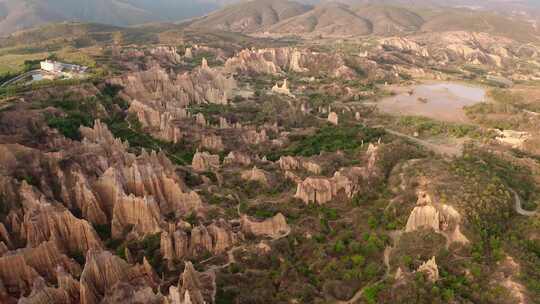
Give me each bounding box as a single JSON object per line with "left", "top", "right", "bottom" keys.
{"left": 40, "top": 60, "right": 64, "bottom": 73}
{"left": 40, "top": 60, "right": 88, "bottom": 75}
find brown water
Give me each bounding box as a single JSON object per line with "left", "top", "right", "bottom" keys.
{"left": 378, "top": 83, "right": 486, "bottom": 123}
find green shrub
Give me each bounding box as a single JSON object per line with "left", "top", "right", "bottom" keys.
{"left": 283, "top": 124, "right": 385, "bottom": 158}
{"left": 363, "top": 282, "right": 384, "bottom": 304}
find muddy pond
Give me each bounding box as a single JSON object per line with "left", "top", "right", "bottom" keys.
{"left": 377, "top": 82, "right": 487, "bottom": 123}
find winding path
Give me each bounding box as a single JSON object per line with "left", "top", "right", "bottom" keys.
{"left": 377, "top": 126, "right": 463, "bottom": 157}
{"left": 0, "top": 70, "right": 41, "bottom": 87}
{"left": 511, "top": 189, "right": 538, "bottom": 217}
{"left": 335, "top": 230, "right": 402, "bottom": 304}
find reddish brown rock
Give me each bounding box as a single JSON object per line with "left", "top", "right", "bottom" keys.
{"left": 240, "top": 213, "right": 290, "bottom": 239}
{"left": 111, "top": 193, "right": 162, "bottom": 239}
{"left": 192, "top": 151, "right": 220, "bottom": 172}
{"left": 223, "top": 151, "right": 252, "bottom": 166}
{"left": 241, "top": 166, "right": 270, "bottom": 186}
{"left": 169, "top": 262, "right": 216, "bottom": 304}
{"left": 0, "top": 241, "right": 81, "bottom": 296}
{"left": 80, "top": 250, "right": 155, "bottom": 304}
{"left": 161, "top": 221, "right": 236, "bottom": 262}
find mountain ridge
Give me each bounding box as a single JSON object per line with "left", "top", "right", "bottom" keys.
{"left": 0, "top": 0, "right": 225, "bottom": 36}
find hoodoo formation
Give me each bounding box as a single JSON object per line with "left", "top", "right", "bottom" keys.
{"left": 0, "top": 0, "right": 539, "bottom": 303}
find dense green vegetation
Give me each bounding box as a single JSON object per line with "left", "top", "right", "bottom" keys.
{"left": 450, "top": 152, "right": 514, "bottom": 241}
{"left": 270, "top": 124, "right": 386, "bottom": 160}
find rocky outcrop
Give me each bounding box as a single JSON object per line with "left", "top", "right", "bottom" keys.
{"left": 380, "top": 31, "right": 526, "bottom": 68}
{"left": 219, "top": 117, "right": 242, "bottom": 129}
{"left": 200, "top": 134, "right": 225, "bottom": 151}
{"left": 108, "top": 61, "right": 236, "bottom": 143}
{"left": 184, "top": 48, "right": 193, "bottom": 59}
{"left": 80, "top": 250, "right": 157, "bottom": 304}
{"left": 150, "top": 46, "right": 182, "bottom": 64}
{"left": 405, "top": 204, "right": 439, "bottom": 232}
{"left": 168, "top": 262, "right": 216, "bottom": 304}
{"left": 295, "top": 177, "right": 335, "bottom": 205}
{"left": 225, "top": 48, "right": 309, "bottom": 75}
{"left": 95, "top": 145, "right": 204, "bottom": 219}
{"left": 0, "top": 241, "right": 81, "bottom": 296}
{"left": 277, "top": 156, "right": 300, "bottom": 171}
{"left": 18, "top": 277, "right": 72, "bottom": 304}
{"left": 294, "top": 168, "right": 364, "bottom": 204}
{"left": 405, "top": 191, "right": 469, "bottom": 245}
{"left": 302, "top": 161, "right": 322, "bottom": 175}
{"left": 278, "top": 156, "right": 322, "bottom": 175}
{"left": 327, "top": 112, "right": 339, "bottom": 125}
{"left": 242, "top": 129, "right": 268, "bottom": 145}
{"left": 241, "top": 166, "right": 270, "bottom": 186}
{"left": 192, "top": 151, "right": 220, "bottom": 172}
{"left": 18, "top": 267, "right": 80, "bottom": 304}
{"left": 224, "top": 47, "right": 355, "bottom": 79}
{"left": 128, "top": 100, "right": 183, "bottom": 143}
{"left": 405, "top": 191, "right": 438, "bottom": 232}
{"left": 225, "top": 49, "right": 281, "bottom": 75}
{"left": 416, "top": 256, "right": 439, "bottom": 282}
{"left": 271, "top": 79, "right": 294, "bottom": 97}
{"left": 295, "top": 144, "right": 381, "bottom": 204}
{"left": 23, "top": 203, "right": 103, "bottom": 255}
{"left": 240, "top": 213, "right": 290, "bottom": 239}
{"left": 223, "top": 151, "right": 252, "bottom": 166}
{"left": 111, "top": 194, "right": 162, "bottom": 239}
{"left": 161, "top": 220, "right": 236, "bottom": 262}
{"left": 195, "top": 113, "right": 207, "bottom": 126}
{"left": 382, "top": 37, "right": 429, "bottom": 57}
{"left": 110, "top": 64, "right": 236, "bottom": 107}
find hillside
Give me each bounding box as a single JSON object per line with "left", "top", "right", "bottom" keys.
{"left": 420, "top": 9, "right": 540, "bottom": 42}
{"left": 267, "top": 2, "right": 372, "bottom": 37}
{"left": 189, "top": 0, "right": 312, "bottom": 33}
{"left": 264, "top": 1, "right": 540, "bottom": 41}
{"left": 352, "top": 4, "right": 425, "bottom": 35}
{"left": 0, "top": 0, "right": 221, "bottom": 36}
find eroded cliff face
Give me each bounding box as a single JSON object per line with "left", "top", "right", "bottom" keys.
{"left": 380, "top": 31, "right": 536, "bottom": 69}
{"left": 240, "top": 213, "right": 290, "bottom": 239}
{"left": 108, "top": 61, "right": 236, "bottom": 142}
{"left": 192, "top": 151, "right": 220, "bottom": 172}
{"left": 405, "top": 190, "right": 469, "bottom": 245}
{"left": 80, "top": 250, "right": 160, "bottom": 304}
{"left": 416, "top": 256, "right": 439, "bottom": 282}
{"left": 278, "top": 156, "right": 321, "bottom": 175}
{"left": 111, "top": 62, "right": 236, "bottom": 107}
{"left": 0, "top": 117, "right": 212, "bottom": 302}
{"left": 169, "top": 262, "right": 216, "bottom": 304}
{"left": 295, "top": 144, "right": 381, "bottom": 204}
{"left": 0, "top": 241, "right": 81, "bottom": 297}
{"left": 160, "top": 220, "right": 237, "bottom": 263}
{"left": 224, "top": 47, "right": 356, "bottom": 78}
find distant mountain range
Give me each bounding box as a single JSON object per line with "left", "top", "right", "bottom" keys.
{"left": 0, "top": 0, "right": 539, "bottom": 37}
{"left": 188, "top": 0, "right": 540, "bottom": 41}
{"left": 0, "top": 0, "right": 237, "bottom": 36}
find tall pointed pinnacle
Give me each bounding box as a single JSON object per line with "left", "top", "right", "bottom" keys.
{"left": 201, "top": 58, "right": 209, "bottom": 70}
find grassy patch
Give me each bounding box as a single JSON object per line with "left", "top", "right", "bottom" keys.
{"left": 396, "top": 116, "right": 480, "bottom": 138}
{"left": 274, "top": 124, "right": 386, "bottom": 159}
